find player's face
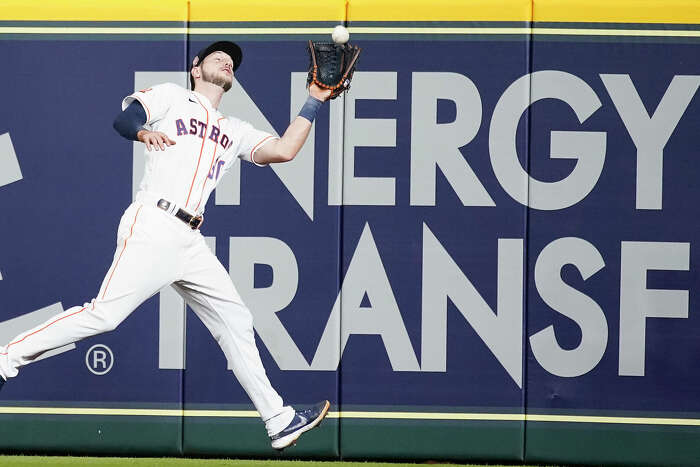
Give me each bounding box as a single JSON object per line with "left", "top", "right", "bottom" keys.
{"left": 200, "top": 51, "right": 234, "bottom": 92}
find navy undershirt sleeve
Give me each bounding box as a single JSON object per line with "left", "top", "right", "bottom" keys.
{"left": 113, "top": 100, "right": 148, "bottom": 141}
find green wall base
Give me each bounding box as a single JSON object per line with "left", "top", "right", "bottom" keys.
{"left": 0, "top": 414, "right": 182, "bottom": 456}
{"left": 183, "top": 417, "right": 339, "bottom": 459}
{"left": 526, "top": 422, "right": 700, "bottom": 467}
{"left": 340, "top": 418, "right": 524, "bottom": 462}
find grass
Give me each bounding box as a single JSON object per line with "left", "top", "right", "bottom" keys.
{"left": 0, "top": 457, "right": 547, "bottom": 467}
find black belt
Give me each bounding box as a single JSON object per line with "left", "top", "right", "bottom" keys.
{"left": 157, "top": 198, "right": 203, "bottom": 230}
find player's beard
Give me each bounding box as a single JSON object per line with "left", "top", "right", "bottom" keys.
{"left": 202, "top": 68, "right": 233, "bottom": 92}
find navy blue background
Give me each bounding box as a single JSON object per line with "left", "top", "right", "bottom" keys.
{"left": 526, "top": 40, "right": 700, "bottom": 414}
{"left": 0, "top": 37, "right": 699, "bottom": 419}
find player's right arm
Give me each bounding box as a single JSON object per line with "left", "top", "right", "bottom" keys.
{"left": 253, "top": 84, "right": 331, "bottom": 164}
{"left": 112, "top": 102, "right": 175, "bottom": 151}
{"left": 116, "top": 83, "right": 179, "bottom": 151}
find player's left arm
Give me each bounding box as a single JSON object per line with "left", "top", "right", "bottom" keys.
{"left": 254, "top": 84, "right": 331, "bottom": 164}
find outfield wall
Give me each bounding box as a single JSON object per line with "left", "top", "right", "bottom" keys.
{"left": 1, "top": 0, "right": 700, "bottom": 465}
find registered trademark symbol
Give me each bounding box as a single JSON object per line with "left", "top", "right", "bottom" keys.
{"left": 85, "top": 344, "right": 114, "bottom": 375}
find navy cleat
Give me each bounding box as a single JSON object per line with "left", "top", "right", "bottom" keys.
{"left": 270, "top": 400, "right": 330, "bottom": 450}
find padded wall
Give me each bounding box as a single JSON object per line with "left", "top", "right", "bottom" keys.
{"left": 1, "top": 1, "right": 700, "bottom": 465}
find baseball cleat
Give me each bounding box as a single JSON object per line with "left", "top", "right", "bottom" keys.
{"left": 270, "top": 400, "right": 330, "bottom": 450}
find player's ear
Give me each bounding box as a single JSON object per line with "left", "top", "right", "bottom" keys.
{"left": 191, "top": 67, "right": 200, "bottom": 81}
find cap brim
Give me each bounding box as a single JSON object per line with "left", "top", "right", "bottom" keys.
{"left": 193, "top": 41, "right": 243, "bottom": 71}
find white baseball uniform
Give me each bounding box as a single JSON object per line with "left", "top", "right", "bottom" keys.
{"left": 0, "top": 82, "right": 295, "bottom": 436}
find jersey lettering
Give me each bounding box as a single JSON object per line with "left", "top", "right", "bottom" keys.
{"left": 197, "top": 121, "right": 207, "bottom": 138}
{"left": 175, "top": 119, "right": 233, "bottom": 150}
{"left": 209, "top": 126, "right": 220, "bottom": 144}
{"left": 175, "top": 119, "right": 188, "bottom": 136}
{"left": 207, "top": 158, "right": 226, "bottom": 180}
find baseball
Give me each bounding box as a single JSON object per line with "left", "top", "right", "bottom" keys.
{"left": 332, "top": 25, "right": 350, "bottom": 44}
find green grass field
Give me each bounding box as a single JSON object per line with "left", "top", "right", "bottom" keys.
{"left": 0, "top": 457, "right": 548, "bottom": 467}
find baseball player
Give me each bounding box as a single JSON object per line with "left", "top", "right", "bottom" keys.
{"left": 0, "top": 41, "right": 332, "bottom": 450}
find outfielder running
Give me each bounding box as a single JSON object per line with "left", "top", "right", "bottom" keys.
{"left": 0, "top": 40, "right": 346, "bottom": 450}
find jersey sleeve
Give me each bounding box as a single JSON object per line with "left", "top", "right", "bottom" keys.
{"left": 235, "top": 120, "right": 278, "bottom": 167}
{"left": 121, "top": 82, "right": 179, "bottom": 127}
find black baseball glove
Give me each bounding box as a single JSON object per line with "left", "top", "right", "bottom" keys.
{"left": 306, "top": 40, "right": 362, "bottom": 99}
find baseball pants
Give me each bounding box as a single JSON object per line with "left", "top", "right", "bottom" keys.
{"left": 0, "top": 198, "right": 294, "bottom": 436}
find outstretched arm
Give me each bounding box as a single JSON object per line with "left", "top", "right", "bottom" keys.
{"left": 254, "top": 84, "right": 331, "bottom": 164}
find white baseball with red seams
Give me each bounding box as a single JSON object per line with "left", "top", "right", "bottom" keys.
{"left": 0, "top": 82, "right": 296, "bottom": 437}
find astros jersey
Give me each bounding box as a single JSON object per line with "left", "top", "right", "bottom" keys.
{"left": 122, "top": 82, "right": 276, "bottom": 215}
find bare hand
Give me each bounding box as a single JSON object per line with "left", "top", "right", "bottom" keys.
{"left": 137, "top": 130, "right": 176, "bottom": 151}
{"left": 309, "top": 83, "right": 332, "bottom": 101}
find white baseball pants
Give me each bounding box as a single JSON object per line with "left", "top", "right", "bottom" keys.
{"left": 0, "top": 198, "right": 294, "bottom": 436}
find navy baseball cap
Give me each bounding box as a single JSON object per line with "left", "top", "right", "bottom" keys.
{"left": 189, "top": 41, "right": 243, "bottom": 89}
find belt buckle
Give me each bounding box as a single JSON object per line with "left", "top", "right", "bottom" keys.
{"left": 189, "top": 215, "right": 203, "bottom": 230}
{"left": 157, "top": 199, "right": 171, "bottom": 211}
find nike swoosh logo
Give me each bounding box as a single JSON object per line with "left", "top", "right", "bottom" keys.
{"left": 285, "top": 415, "right": 308, "bottom": 432}
{"left": 189, "top": 98, "right": 197, "bottom": 103}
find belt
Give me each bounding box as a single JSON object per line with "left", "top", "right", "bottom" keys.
{"left": 156, "top": 198, "right": 203, "bottom": 230}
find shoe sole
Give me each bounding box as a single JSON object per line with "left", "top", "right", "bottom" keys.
{"left": 272, "top": 400, "right": 330, "bottom": 451}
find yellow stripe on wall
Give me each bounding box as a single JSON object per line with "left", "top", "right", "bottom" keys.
{"left": 189, "top": 0, "right": 346, "bottom": 22}
{"left": 347, "top": 0, "right": 533, "bottom": 22}
{"left": 1, "top": 0, "right": 533, "bottom": 23}
{"left": 2, "top": 25, "right": 700, "bottom": 38}
{"left": 534, "top": 0, "right": 700, "bottom": 24}
{"left": 1, "top": 0, "right": 345, "bottom": 22}
{"left": 4, "top": 0, "right": 700, "bottom": 25}
{"left": 1, "top": 0, "right": 188, "bottom": 21}
{"left": 2, "top": 407, "right": 700, "bottom": 427}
